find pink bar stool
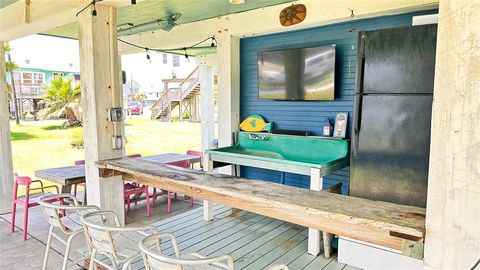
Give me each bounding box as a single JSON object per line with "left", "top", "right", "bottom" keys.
{"left": 11, "top": 173, "right": 62, "bottom": 240}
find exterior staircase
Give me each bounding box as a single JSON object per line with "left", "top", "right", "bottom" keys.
{"left": 150, "top": 67, "right": 200, "bottom": 120}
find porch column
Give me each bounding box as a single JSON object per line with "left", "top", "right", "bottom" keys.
{"left": 0, "top": 41, "right": 14, "bottom": 214}
{"left": 78, "top": 3, "right": 124, "bottom": 221}
{"left": 197, "top": 54, "right": 216, "bottom": 221}
{"left": 216, "top": 34, "right": 240, "bottom": 176}
{"left": 424, "top": 1, "right": 480, "bottom": 270}
{"left": 197, "top": 54, "right": 216, "bottom": 167}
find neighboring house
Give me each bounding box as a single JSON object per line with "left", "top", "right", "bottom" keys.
{"left": 6, "top": 67, "right": 80, "bottom": 117}
{"left": 123, "top": 79, "right": 141, "bottom": 97}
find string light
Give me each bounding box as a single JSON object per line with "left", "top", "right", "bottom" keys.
{"left": 76, "top": 0, "right": 136, "bottom": 17}
{"left": 118, "top": 35, "right": 217, "bottom": 58}
{"left": 92, "top": 1, "right": 97, "bottom": 16}
{"left": 145, "top": 48, "right": 152, "bottom": 63}
{"left": 210, "top": 37, "right": 217, "bottom": 47}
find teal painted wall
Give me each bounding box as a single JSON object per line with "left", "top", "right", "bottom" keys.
{"left": 239, "top": 10, "right": 437, "bottom": 194}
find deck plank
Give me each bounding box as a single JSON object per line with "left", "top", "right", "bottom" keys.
{"left": 322, "top": 258, "right": 348, "bottom": 270}
{"left": 198, "top": 216, "right": 274, "bottom": 256}
{"left": 207, "top": 219, "right": 285, "bottom": 258}
{"left": 114, "top": 207, "right": 354, "bottom": 270}
{"left": 234, "top": 225, "right": 305, "bottom": 268}
{"left": 266, "top": 238, "right": 310, "bottom": 267}
{"left": 163, "top": 212, "right": 259, "bottom": 255}
{"left": 157, "top": 205, "right": 233, "bottom": 235}
{"left": 180, "top": 214, "right": 268, "bottom": 255}
{"left": 302, "top": 250, "right": 336, "bottom": 270}
{"left": 242, "top": 228, "right": 308, "bottom": 270}
{"left": 342, "top": 265, "right": 362, "bottom": 270}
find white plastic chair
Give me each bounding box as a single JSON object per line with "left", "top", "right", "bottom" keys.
{"left": 81, "top": 210, "right": 158, "bottom": 270}
{"left": 139, "top": 233, "right": 234, "bottom": 270}
{"left": 38, "top": 193, "right": 100, "bottom": 270}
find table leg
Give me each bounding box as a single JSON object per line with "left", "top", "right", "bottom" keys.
{"left": 203, "top": 160, "right": 214, "bottom": 221}
{"left": 308, "top": 168, "right": 323, "bottom": 256}
{"left": 61, "top": 184, "right": 74, "bottom": 204}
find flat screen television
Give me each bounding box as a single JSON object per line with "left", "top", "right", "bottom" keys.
{"left": 257, "top": 45, "right": 336, "bottom": 101}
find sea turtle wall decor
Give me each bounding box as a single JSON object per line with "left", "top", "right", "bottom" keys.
{"left": 279, "top": 4, "right": 307, "bottom": 27}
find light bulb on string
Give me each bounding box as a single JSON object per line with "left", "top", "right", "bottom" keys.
{"left": 183, "top": 48, "right": 190, "bottom": 62}
{"left": 145, "top": 48, "right": 152, "bottom": 63}
{"left": 91, "top": 0, "right": 97, "bottom": 16}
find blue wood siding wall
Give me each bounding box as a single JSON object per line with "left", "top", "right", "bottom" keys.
{"left": 239, "top": 10, "right": 437, "bottom": 194}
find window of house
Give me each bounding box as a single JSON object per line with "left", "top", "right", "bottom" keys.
{"left": 22, "top": 72, "right": 33, "bottom": 84}
{"left": 173, "top": 55, "right": 180, "bottom": 67}
{"left": 74, "top": 74, "right": 81, "bottom": 81}
{"left": 34, "top": 73, "right": 44, "bottom": 84}
{"left": 162, "top": 54, "right": 168, "bottom": 64}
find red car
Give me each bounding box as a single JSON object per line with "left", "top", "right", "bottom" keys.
{"left": 127, "top": 101, "right": 143, "bottom": 115}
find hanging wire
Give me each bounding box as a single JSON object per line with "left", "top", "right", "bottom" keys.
{"left": 76, "top": 0, "right": 103, "bottom": 17}
{"left": 117, "top": 35, "right": 216, "bottom": 55}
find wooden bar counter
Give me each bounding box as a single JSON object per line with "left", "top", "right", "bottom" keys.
{"left": 96, "top": 157, "right": 426, "bottom": 259}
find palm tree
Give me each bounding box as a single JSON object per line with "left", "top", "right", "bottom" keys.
{"left": 3, "top": 42, "right": 19, "bottom": 122}
{"left": 39, "top": 75, "right": 82, "bottom": 127}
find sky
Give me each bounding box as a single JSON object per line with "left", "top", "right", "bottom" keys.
{"left": 8, "top": 34, "right": 197, "bottom": 92}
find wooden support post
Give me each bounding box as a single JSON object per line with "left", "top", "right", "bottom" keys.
{"left": 216, "top": 34, "right": 240, "bottom": 175}
{"left": 0, "top": 41, "right": 14, "bottom": 214}
{"left": 197, "top": 55, "right": 216, "bottom": 169}
{"left": 424, "top": 1, "right": 480, "bottom": 269}
{"left": 308, "top": 168, "right": 323, "bottom": 256}
{"left": 179, "top": 100, "right": 183, "bottom": 122}
{"left": 78, "top": 3, "right": 124, "bottom": 222}
{"left": 203, "top": 160, "right": 214, "bottom": 221}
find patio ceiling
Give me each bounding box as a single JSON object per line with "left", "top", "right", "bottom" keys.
{"left": 43, "top": 0, "right": 295, "bottom": 39}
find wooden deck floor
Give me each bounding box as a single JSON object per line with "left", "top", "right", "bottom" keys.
{"left": 1, "top": 196, "right": 360, "bottom": 269}
{"left": 130, "top": 204, "right": 359, "bottom": 270}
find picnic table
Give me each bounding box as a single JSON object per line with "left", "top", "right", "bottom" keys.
{"left": 34, "top": 153, "right": 201, "bottom": 200}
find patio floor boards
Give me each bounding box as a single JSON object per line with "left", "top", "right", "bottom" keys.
{"left": 131, "top": 204, "right": 359, "bottom": 270}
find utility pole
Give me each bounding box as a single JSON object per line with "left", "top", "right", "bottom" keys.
{"left": 7, "top": 53, "right": 19, "bottom": 125}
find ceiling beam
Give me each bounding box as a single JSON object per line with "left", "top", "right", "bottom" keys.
{"left": 118, "top": 0, "right": 438, "bottom": 54}
{"left": 0, "top": 0, "right": 143, "bottom": 41}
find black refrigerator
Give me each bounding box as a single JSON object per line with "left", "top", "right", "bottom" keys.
{"left": 350, "top": 25, "right": 437, "bottom": 208}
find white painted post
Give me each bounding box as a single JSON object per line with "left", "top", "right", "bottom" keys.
{"left": 78, "top": 4, "right": 124, "bottom": 222}
{"left": 0, "top": 41, "right": 14, "bottom": 214}
{"left": 197, "top": 54, "right": 216, "bottom": 169}
{"left": 424, "top": 1, "right": 480, "bottom": 269}
{"left": 203, "top": 160, "right": 214, "bottom": 221}
{"left": 197, "top": 54, "right": 216, "bottom": 221}
{"left": 308, "top": 168, "right": 323, "bottom": 255}
{"left": 216, "top": 34, "right": 240, "bottom": 175}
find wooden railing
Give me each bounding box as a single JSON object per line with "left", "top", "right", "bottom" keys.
{"left": 150, "top": 67, "right": 200, "bottom": 119}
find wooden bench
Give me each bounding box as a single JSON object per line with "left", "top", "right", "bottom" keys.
{"left": 96, "top": 157, "right": 426, "bottom": 260}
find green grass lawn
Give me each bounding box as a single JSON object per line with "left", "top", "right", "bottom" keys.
{"left": 10, "top": 118, "right": 201, "bottom": 195}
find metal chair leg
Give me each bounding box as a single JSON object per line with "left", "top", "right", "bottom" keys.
{"left": 88, "top": 250, "right": 97, "bottom": 270}
{"left": 61, "top": 234, "right": 75, "bottom": 270}
{"left": 42, "top": 226, "right": 54, "bottom": 270}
